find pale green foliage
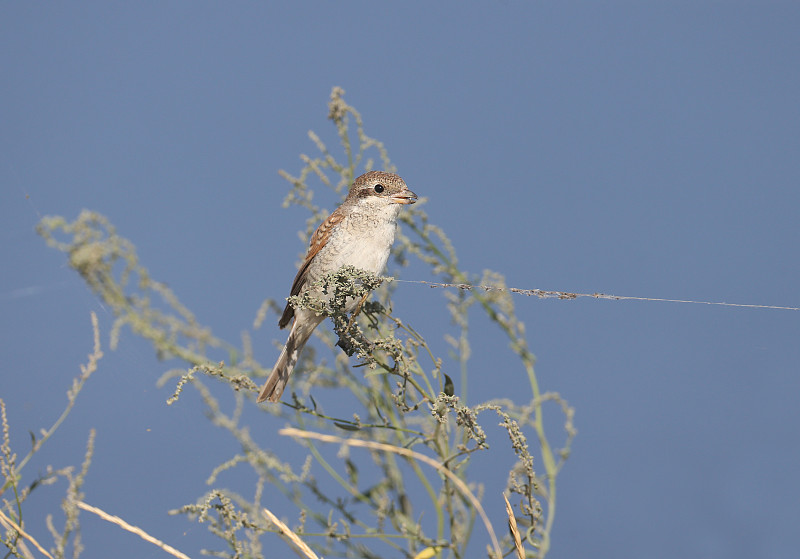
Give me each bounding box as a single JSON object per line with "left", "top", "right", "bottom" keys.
{"left": 13, "top": 88, "right": 576, "bottom": 559}
{"left": 1, "top": 314, "right": 102, "bottom": 559}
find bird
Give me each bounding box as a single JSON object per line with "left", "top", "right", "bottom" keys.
{"left": 257, "top": 171, "right": 418, "bottom": 403}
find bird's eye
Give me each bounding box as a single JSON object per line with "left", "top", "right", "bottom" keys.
{"left": 374, "top": 184, "right": 385, "bottom": 193}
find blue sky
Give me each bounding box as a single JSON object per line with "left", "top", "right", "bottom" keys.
{"left": 2, "top": 3, "right": 799, "bottom": 558}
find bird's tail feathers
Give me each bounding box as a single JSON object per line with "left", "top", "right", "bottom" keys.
{"left": 256, "top": 315, "right": 320, "bottom": 403}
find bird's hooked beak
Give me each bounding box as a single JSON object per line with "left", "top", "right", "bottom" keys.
{"left": 391, "top": 189, "right": 418, "bottom": 205}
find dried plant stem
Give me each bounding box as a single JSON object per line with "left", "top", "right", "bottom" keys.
{"left": 76, "top": 502, "right": 191, "bottom": 559}
{"left": 279, "top": 427, "right": 502, "bottom": 559}
{"left": 0, "top": 508, "right": 54, "bottom": 559}
{"left": 504, "top": 493, "right": 524, "bottom": 559}
{"left": 262, "top": 507, "right": 320, "bottom": 559}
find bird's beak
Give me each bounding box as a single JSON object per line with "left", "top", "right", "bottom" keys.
{"left": 391, "top": 189, "right": 418, "bottom": 205}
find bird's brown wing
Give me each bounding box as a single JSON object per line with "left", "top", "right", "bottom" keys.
{"left": 278, "top": 208, "right": 346, "bottom": 329}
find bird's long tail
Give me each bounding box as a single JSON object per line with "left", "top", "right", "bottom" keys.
{"left": 257, "top": 315, "right": 321, "bottom": 403}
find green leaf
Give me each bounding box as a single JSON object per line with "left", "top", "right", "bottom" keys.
{"left": 334, "top": 421, "right": 361, "bottom": 431}
{"left": 443, "top": 373, "right": 455, "bottom": 397}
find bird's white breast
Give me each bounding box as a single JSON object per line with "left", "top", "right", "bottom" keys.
{"left": 306, "top": 199, "right": 401, "bottom": 284}
{"left": 326, "top": 203, "right": 398, "bottom": 274}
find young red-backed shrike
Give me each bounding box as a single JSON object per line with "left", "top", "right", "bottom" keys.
{"left": 257, "top": 171, "right": 417, "bottom": 403}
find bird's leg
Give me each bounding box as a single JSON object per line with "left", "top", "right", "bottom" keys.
{"left": 346, "top": 292, "right": 370, "bottom": 333}
{"left": 336, "top": 293, "right": 370, "bottom": 356}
